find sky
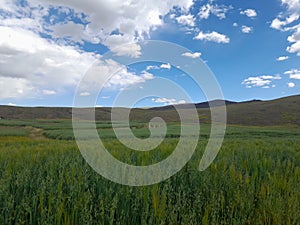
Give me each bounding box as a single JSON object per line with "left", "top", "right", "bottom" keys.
{"left": 0, "top": 0, "right": 299, "bottom": 107}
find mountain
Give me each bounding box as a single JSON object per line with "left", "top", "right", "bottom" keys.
{"left": 148, "top": 100, "right": 237, "bottom": 110}
{"left": 0, "top": 95, "right": 299, "bottom": 126}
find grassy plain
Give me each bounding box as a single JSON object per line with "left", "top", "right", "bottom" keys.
{"left": 0, "top": 119, "right": 299, "bottom": 224}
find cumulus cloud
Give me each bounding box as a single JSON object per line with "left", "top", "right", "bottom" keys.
{"left": 194, "top": 31, "right": 230, "bottom": 43}
{"left": 286, "top": 26, "right": 300, "bottom": 55}
{"left": 240, "top": 9, "right": 257, "bottom": 18}
{"left": 0, "top": 26, "right": 155, "bottom": 100}
{"left": 281, "top": 0, "right": 300, "bottom": 14}
{"left": 50, "top": 22, "right": 87, "bottom": 44}
{"left": 0, "top": 77, "right": 34, "bottom": 99}
{"left": 0, "top": 0, "right": 196, "bottom": 101}
{"left": 270, "top": 0, "right": 300, "bottom": 56}
{"left": 270, "top": 14, "right": 299, "bottom": 30}
{"left": 0, "top": 0, "right": 194, "bottom": 58}
{"left": 276, "top": 56, "right": 289, "bottom": 61}
{"left": 284, "top": 69, "right": 300, "bottom": 79}
{"left": 78, "top": 59, "right": 155, "bottom": 94}
{"left": 288, "top": 82, "right": 295, "bottom": 87}
{"left": 182, "top": 52, "right": 202, "bottom": 58}
{"left": 152, "top": 97, "right": 186, "bottom": 105}
{"left": 176, "top": 14, "right": 195, "bottom": 27}
{"left": 242, "top": 75, "right": 281, "bottom": 88}
{"left": 233, "top": 22, "right": 238, "bottom": 27}
{"left": 0, "top": 26, "right": 98, "bottom": 99}
{"left": 145, "top": 63, "right": 172, "bottom": 70}
{"left": 198, "top": 3, "right": 232, "bottom": 20}
{"left": 146, "top": 65, "right": 159, "bottom": 71}
{"left": 103, "top": 35, "right": 142, "bottom": 58}
{"left": 241, "top": 25, "right": 253, "bottom": 33}
{"left": 107, "top": 69, "right": 155, "bottom": 88}
{"left": 160, "top": 63, "right": 171, "bottom": 69}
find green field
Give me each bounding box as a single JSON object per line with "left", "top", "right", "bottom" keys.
{"left": 0, "top": 119, "right": 300, "bottom": 224}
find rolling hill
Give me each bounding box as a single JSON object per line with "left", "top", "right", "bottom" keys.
{"left": 0, "top": 95, "right": 299, "bottom": 126}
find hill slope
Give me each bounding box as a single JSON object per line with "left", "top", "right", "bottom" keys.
{"left": 0, "top": 95, "right": 299, "bottom": 126}
{"left": 226, "top": 95, "right": 300, "bottom": 125}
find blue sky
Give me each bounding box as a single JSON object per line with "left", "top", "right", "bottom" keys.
{"left": 0, "top": 0, "right": 299, "bottom": 107}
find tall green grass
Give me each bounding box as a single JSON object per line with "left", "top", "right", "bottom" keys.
{"left": 0, "top": 120, "right": 300, "bottom": 224}
{"left": 0, "top": 126, "right": 28, "bottom": 137}
{"left": 0, "top": 130, "right": 300, "bottom": 224}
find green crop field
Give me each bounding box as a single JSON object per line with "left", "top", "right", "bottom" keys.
{"left": 0, "top": 119, "right": 300, "bottom": 224}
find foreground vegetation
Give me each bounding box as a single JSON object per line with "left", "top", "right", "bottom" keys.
{"left": 0, "top": 120, "right": 300, "bottom": 224}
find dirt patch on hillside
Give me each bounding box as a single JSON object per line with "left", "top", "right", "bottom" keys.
{"left": 26, "top": 127, "right": 47, "bottom": 140}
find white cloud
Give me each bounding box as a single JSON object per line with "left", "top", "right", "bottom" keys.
{"left": 194, "top": 31, "right": 230, "bottom": 43}
{"left": 146, "top": 63, "right": 171, "bottom": 70}
{"left": 106, "top": 68, "right": 154, "bottom": 88}
{"left": 0, "top": 0, "right": 194, "bottom": 57}
{"left": 146, "top": 65, "right": 159, "bottom": 70}
{"left": 241, "top": 25, "right": 253, "bottom": 33}
{"left": 198, "top": 3, "right": 232, "bottom": 20}
{"left": 169, "top": 14, "right": 176, "bottom": 19}
{"left": 8, "top": 102, "right": 16, "bottom": 106}
{"left": 112, "top": 42, "right": 142, "bottom": 58}
{"left": 240, "top": 9, "right": 257, "bottom": 18}
{"left": 0, "top": 77, "right": 34, "bottom": 99}
{"left": 233, "top": 22, "right": 238, "bottom": 27}
{"left": 0, "top": 26, "right": 156, "bottom": 100}
{"left": 281, "top": 0, "right": 300, "bottom": 12}
{"left": 0, "top": 0, "right": 201, "bottom": 101}
{"left": 178, "top": 100, "right": 187, "bottom": 104}
{"left": 152, "top": 97, "right": 186, "bottom": 105}
{"left": 286, "top": 26, "right": 300, "bottom": 55}
{"left": 80, "top": 92, "right": 91, "bottom": 97}
{"left": 42, "top": 90, "right": 57, "bottom": 95}
{"left": 79, "top": 59, "right": 155, "bottom": 93}
{"left": 0, "top": 1, "right": 16, "bottom": 13}
{"left": 260, "top": 75, "right": 281, "bottom": 80}
{"left": 276, "top": 56, "right": 289, "bottom": 61}
{"left": 160, "top": 63, "right": 171, "bottom": 69}
{"left": 288, "top": 82, "right": 295, "bottom": 87}
{"left": 140, "top": 71, "right": 155, "bottom": 80}
{"left": 287, "top": 26, "right": 300, "bottom": 42}
{"left": 176, "top": 14, "right": 195, "bottom": 27}
{"left": 50, "top": 22, "right": 87, "bottom": 44}
{"left": 270, "top": 14, "right": 299, "bottom": 30}
{"left": 284, "top": 69, "right": 300, "bottom": 79}
{"left": 290, "top": 73, "right": 300, "bottom": 80}
{"left": 182, "top": 52, "right": 202, "bottom": 58}
{"left": 242, "top": 75, "right": 281, "bottom": 88}
{"left": 270, "top": 18, "right": 286, "bottom": 30}
{"left": 270, "top": 1, "right": 300, "bottom": 55}
{"left": 103, "top": 34, "right": 142, "bottom": 58}
{"left": 0, "top": 26, "right": 98, "bottom": 100}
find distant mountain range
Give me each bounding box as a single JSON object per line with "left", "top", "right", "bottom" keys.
{"left": 147, "top": 100, "right": 237, "bottom": 111}
{"left": 0, "top": 95, "right": 299, "bottom": 126}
